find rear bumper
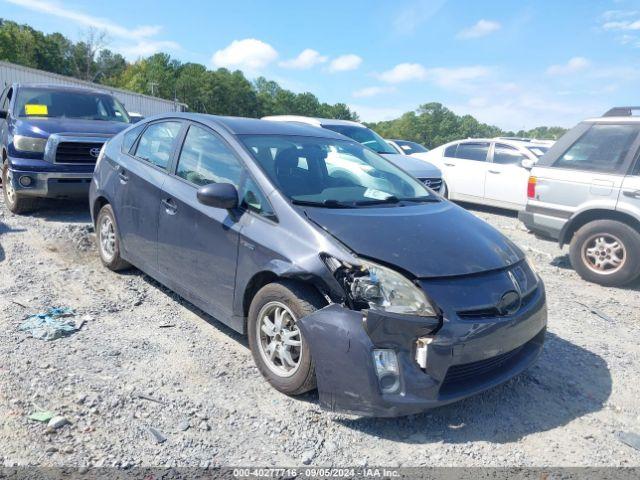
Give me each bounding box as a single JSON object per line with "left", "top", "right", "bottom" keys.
{"left": 518, "top": 208, "right": 563, "bottom": 240}
{"left": 299, "top": 279, "right": 547, "bottom": 417}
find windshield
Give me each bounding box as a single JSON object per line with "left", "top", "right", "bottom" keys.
{"left": 321, "top": 124, "right": 398, "bottom": 155}
{"left": 240, "top": 135, "right": 436, "bottom": 207}
{"left": 526, "top": 145, "right": 550, "bottom": 157}
{"left": 15, "top": 88, "right": 130, "bottom": 123}
{"left": 394, "top": 140, "right": 429, "bottom": 154}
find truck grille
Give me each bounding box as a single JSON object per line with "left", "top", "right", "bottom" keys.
{"left": 418, "top": 177, "right": 442, "bottom": 191}
{"left": 55, "top": 142, "right": 104, "bottom": 164}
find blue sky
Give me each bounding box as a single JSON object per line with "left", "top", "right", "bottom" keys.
{"left": 3, "top": 0, "right": 640, "bottom": 130}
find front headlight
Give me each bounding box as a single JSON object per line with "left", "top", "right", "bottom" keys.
{"left": 324, "top": 255, "right": 437, "bottom": 317}
{"left": 13, "top": 135, "right": 47, "bottom": 153}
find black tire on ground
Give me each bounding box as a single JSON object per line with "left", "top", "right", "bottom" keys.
{"left": 2, "top": 163, "right": 38, "bottom": 214}
{"left": 247, "top": 280, "right": 326, "bottom": 395}
{"left": 569, "top": 219, "right": 640, "bottom": 287}
{"left": 96, "top": 204, "right": 130, "bottom": 271}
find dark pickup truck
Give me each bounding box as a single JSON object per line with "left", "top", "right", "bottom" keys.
{"left": 0, "top": 83, "right": 131, "bottom": 213}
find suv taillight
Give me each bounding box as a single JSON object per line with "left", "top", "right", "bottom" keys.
{"left": 527, "top": 176, "right": 537, "bottom": 199}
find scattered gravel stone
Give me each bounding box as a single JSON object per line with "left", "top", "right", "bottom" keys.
{"left": 47, "top": 416, "right": 70, "bottom": 430}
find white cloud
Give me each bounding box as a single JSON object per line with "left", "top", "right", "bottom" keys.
{"left": 603, "top": 19, "right": 640, "bottom": 30}
{"left": 378, "top": 63, "right": 490, "bottom": 86}
{"left": 279, "top": 49, "right": 327, "bottom": 69}
{"left": 6, "top": 0, "right": 180, "bottom": 59}
{"left": 392, "top": 0, "right": 447, "bottom": 34}
{"left": 212, "top": 38, "right": 278, "bottom": 71}
{"left": 352, "top": 86, "right": 396, "bottom": 98}
{"left": 378, "top": 63, "right": 429, "bottom": 83}
{"left": 348, "top": 104, "right": 407, "bottom": 123}
{"left": 328, "top": 54, "right": 362, "bottom": 72}
{"left": 602, "top": 10, "right": 639, "bottom": 21}
{"left": 119, "top": 40, "right": 181, "bottom": 58}
{"left": 457, "top": 19, "right": 501, "bottom": 39}
{"left": 6, "top": 0, "right": 163, "bottom": 39}
{"left": 546, "top": 57, "right": 591, "bottom": 76}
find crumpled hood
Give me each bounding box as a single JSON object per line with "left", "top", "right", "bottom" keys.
{"left": 304, "top": 201, "right": 524, "bottom": 278}
{"left": 15, "top": 118, "right": 129, "bottom": 138}
{"left": 380, "top": 153, "right": 441, "bottom": 179}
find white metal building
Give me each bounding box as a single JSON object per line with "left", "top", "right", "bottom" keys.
{"left": 0, "top": 61, "right": 185, "bottom": 116}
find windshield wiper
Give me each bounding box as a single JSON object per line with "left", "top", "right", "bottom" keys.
{"left": 291, "top": 199, "right": 356, "bottom": 208}
{"left": 355, "top": 195, "right": 440, "bottom": 206}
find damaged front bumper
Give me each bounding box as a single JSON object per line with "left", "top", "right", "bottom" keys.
{"left": 298, "top": 269, "right": 547, "bottom": 417}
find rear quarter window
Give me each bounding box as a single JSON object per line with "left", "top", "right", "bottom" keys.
{"left": 121, "top": 124, "right": 145, "bottom": 154}
{"left": 553, "top": 124, "right": 640, "bottom": 173}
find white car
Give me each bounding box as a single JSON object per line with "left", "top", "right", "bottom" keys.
{"left": 413, "top": 138, "right": 551, "bottom": 210}
{"left": 261, "top": 115, "right": 445, "bottom": 193}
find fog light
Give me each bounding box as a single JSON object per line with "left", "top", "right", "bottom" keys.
{"left": 373, "top": 349, "right": 400, "bottom": 394}
{"left": 19, "top": 175, "right": 33, "bottom": 187}
{"left": 415, "top": 337, "right": 434, "bottom": 369}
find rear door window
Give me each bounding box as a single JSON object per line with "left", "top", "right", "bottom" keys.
{"left": 134, "top": 121, "right": 182, "bottom": 170}
{"left": 493, "top": 144, "right": 527, "bottom": 165}
{"left": 444, "top": 144, "right": 457, "bottom": 157}
{"left": 554, "top": 124, "right": 640, "bottom": 173}
{"left": 454, "top": 142, "right": 490, "bottom": 162}
{"left": 121, "top": 124, "right": 145, "bottom": 154}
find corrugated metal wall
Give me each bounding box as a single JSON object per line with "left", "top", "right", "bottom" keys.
{"left": 0, "top": 61, "right": 185, "bottom": 116}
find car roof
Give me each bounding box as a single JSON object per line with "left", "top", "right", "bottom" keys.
{"left": 583, "top": 116, "right": 640, "bottom": 123}
{"left": 438, "top": 138, "right": 550, "bottom": 151}
{"left": 14, "top": 83, "right": 112, "bottom": 95}
{"left": 141, "top": 113, "right": 349, "bottom": 139}
{"left": 261, "top": 115, "right": 365, "bottom": 128}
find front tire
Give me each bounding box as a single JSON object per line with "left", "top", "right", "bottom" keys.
{"left": 569, "top": 220, "right": 640, "bottom": 286}
{"left": 247, "top": 280, "right": 326, "bottom": 395}
{"left": 96, "top": 204, "right": 130, "bottom": 271}
{"left": 2, "top": 163, "right": 37, "bottom": 214}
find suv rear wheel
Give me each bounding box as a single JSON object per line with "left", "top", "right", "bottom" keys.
{"left": 569, "top": 219, "right": 640, "bottom": 286}
{"left": 247, "top": 280, "right": 326, "bottom": 395}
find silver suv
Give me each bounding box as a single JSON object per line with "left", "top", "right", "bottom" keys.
{"left": 519, "top": 107, "right": 640, "bottom": 286}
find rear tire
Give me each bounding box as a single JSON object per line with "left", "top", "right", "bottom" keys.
{"left": 247, "top": 280, "right": 326, "bottom": 395}
{"left": 96, "top": 204, "right": 130, "bottom": 271}
{"left": 569, "top": 219, "right": 640, "bottom": 287}
{"left": 2, "top": 163, "right": 37, "bottom": 214}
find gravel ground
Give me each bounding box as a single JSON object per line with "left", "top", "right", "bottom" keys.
{"left": 0, "top": 195, "right": 639, "bottom": 468}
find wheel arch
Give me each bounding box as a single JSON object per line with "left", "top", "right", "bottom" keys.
{"left": 560, "top": 209, "right": 640, "bottom": 247}
{"left": 92, "top": 196, "right": 110, "bottom": 227}
{"left": 240, "top": 269, "right": 332, "bottom": 329}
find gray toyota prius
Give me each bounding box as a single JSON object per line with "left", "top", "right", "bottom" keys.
{"left": 90, "top": 113, "right": 547, "bottom": 417}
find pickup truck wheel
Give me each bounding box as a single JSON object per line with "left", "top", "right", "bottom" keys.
{"left": 96, "top": 204, "right": 130, "bottom": 271}
{"left": 2, "top": 163, "right": 37, "bottom": 214}
{"left": 569, "top": 220, "right": 640, "bottom": 287}
{"left": 247, "top": 280, "right": 326, "bottom": 395}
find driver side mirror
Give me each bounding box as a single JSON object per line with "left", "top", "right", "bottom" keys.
{"left": 197, "top": 183, "right": 239, "bottom": 209}
{"left": 521, "top": 158, "right": 536, "bottom": 169}
{"left": 0, "top": 110, "right": 7, "bottom": 120}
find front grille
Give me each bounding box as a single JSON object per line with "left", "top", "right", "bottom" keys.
{"left": 457, "top": 288, "right": 537, "bottom": 320}
{"left": 441, "top": 344, "right": 525, "bottom": 388}
{"left": 55, "top": 142, "right": 104, "bottom": 164}
{"left": 418, "top": 177, "right": 443, "bottom": 191}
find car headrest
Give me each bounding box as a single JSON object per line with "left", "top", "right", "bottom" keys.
{"left": 274, "top": 148, "right": 301, "bottom": 172}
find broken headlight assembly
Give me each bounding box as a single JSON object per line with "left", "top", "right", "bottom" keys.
{"left": 323, "top": 255, "right": 437, "bottom": 317}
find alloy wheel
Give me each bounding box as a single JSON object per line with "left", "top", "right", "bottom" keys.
{"left": 256, "top": 301, "right": 303, "bottom": 378}
{"left": 3, "top": 167, "right": 16, "bottom": 206}
{"left": 99, "top": 215, "right": 116, "bottom": 262}
{"left": 582, "top": 233, "right": 626, "bottom": 275}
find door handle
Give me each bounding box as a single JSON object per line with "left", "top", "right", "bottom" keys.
{"left": 444, "top": 162, "right": 456, "bottom": 167}
{"left": 488, "top": 170, "right": 501, "bottom": 174}
{"left": 161, "top": 198, "right": 178, "bottom": 215}
{"left": 118, "top": 170, "right": 129, "bottom": 183}
{"left": 623, "top": 189, "right": 640, "bottom": 199}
